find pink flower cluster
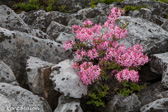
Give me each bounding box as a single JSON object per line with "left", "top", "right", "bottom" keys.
{"left": 115, "top": 69, "right": 139, "bottom": 82}
{"left": 63, "top": 40, "right": 75, "bottom": 50}
{"left": 79, "top": 62, "right": 101, "bottom": 85}
{"left": 105, "top": 44, "right": 149, "bottom": 67}
{"left": 64, "top": 7, "right": 149, "bottom": 85}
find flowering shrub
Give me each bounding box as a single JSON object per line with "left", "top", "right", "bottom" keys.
{"left": 64, "top": 7, "right": 149, "bottom": 108}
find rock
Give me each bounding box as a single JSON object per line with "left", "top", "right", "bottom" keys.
{"left": 0, "top": 61, "right": 19, "bottom": 86}
{"left": 106, "top": 94, "right": 141, "bottom": 112}
{"left": 139, "top": 8, "right": 152, "bottom": 20}
{"left": 0, "top": 82, "right": 52, "bottom": 112}
{"left": 138, "top": 63, "right": 161, "bottom": 82}
{"left": 56, "top": 32, "right": 75, "bottom": 43}
{"left": 30, "top": 29, "right": 50, "bottom": 39}
{"left": 150, "top": 52, "right": 168, "bottom": 88}
{"left": 124, "top": 0, "right": 151, "bottom": 4}
{"left": 80, "top": 7, "right": 105, "bottom": 18}
{"left": 50, "top": 59, "right": 87, "bottom": 98}
{"left": 51, "top": 11, "right": 71, "bottom": 26}
{"left": 19, "top": 10, "right": 52, "bottom": 32}
{"left": 57, "top": 0, "right": 90, "bottom": 12}
{"left": 138, "top": 81, "right": 168, "bottom": 106}
{"left": 118, "top": 16, "right": 168, "bottom": 55}
{"left": 76, "top": 7, "right": 107, "bottom": 24}
{"left": 0, "top": 5, "right": 29, "bottom": 32}
{"left": 140, "top": 98, "right": 168, "bottom": 112}
{"left": 138, "top": 8, "right": 165, "bottom": 26}
{"left": 68, "top": 18, "right": 83, "bottom": 27}
{"left": 26, "top": 56, "right": 53, "bottom": 95}
{"left": 130, "top": 10, "right": 139, "bottom": 17}
{"left": 26, "top": 56, "right": 61, "bottom": 110}
{"left": 119, "top": 1, "right": 168, "bottom": 25}
{"left": 0, "top": 5, "right": 52, "bottom": 39}
{"left": 0, "top": 27, "right": 71, "bottom": 88}
{"left": 46, "top": 21, "right": 71, "bottom": 40}
{"left": 162, "top": 19, "right": 168, "bottom": 32}
{"left": 54, "top": 95, "right": 83, "bottom": 112}
{"left": 117, "top": 16, "right": 168, "bottom": 81}
{"left": 20, "top": 10, "right": 71, "bottom": 32}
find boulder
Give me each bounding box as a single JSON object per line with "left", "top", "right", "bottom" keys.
{"left": 119, "top": 1, "right": 168, "bottom": 25}
{"left": 26, "top": 56, "right": 60, "bottom": 110}
{"left": 106, "top": 94, "right": 141, "bottom": 112}
{"left": 0, "top": 5, "right": 52, "bottom": 39}
{"left": 50, "top": 59, "right": 87, "bottom": 98}
{"left": 26, "top": 56, "right": 53, "bottom": 95}
{"left": 56, "top": 32, "right": 75, "bottom": 43}
{"left": 140, "top": 98, "right": 168, "bottom": 112}
{"left": 118, "top": 16, "right": 168, "bottom": 55}
{"left": 57, "top": 0, "right": 90, "bottom": 12}
{"left": 19, "top": 10, "right": 71, "bottom": 32}
{"left": 0, "top": 82, "right": 52, "bottom": 112}
{"left": 117, "top": 16, "right": 168, "bottom": 81}
{"left": 54, "top": 95, "right": 83, "bottom": 112}
{"left": 129, "top": 8, "right": 166, "bottom": 26}
{"left": 0, "top": 5, "right": 29, "bottom": 32}
{"left": 76, "top": 7, "right": 107, "bottom": 24}
{"left": 19, "top": 10, "right": 52, "bottom": 32}
{"left": 150, "top": 52, "right": 168, "bottom": 88}
{"left": 0, "top": 61, "right": 19, "bottom": 86}
{"left": 0, "top": 27, "right": 71, "bottom": 88}
{"left": 46, "top": 21, "right": 71, "bottom": 40}
{"left": 30, "top": 29, "right": 50, "bottom": 39}
{"left": 162, "top": 19, "right": 168, "bottom": 32}
{"left": 68, "top": 18, "right": 82, "bottom": 27}
{"left": 124, "top": 0, "right": 151, "bottom": 4}
{"left": 138, "top": 81, "right": 168, "bottom": 106}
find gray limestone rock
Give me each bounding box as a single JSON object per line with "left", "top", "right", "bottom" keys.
{"left": 106, "top": 94, "right": 141, "bottom": 112}
{"left": 54, "top": 95, "right": 83, "bottom": 112}
{"left": 68, "top": 19, "right": 83, "bottom": 27}
{"left": 19, "top": 10, "right": 52, "bottom": 32}
{"left": 57, "top": 0, "right": 90, "bottom": 12}
{"left": 117, "top": 17, "right": 168, "bottom": 81}
{"left": 0, "top": 82, "right": 52, "bottom": 112}
{"left": 0, "top": 5, "right": 29, "bottom": 32}
{"left": 150, "top": 52, "right": 168, "bottom": 88}
{"left": 26, "top": 56, "right": 53, "bottom": 95}
{"left": 119, "top": 1, "right": 168, "bottom": 26}
{"left": 19, "top": 10, "right": 71, "bottom": 32}
{"left": 124, "top": 0, "right": 151, "bottom": 4}
{"left": 0, "top": 61, "right": 19, "bottom": 86}
{"left": 138, "top": 81, "right": 168, "bottom": 106}
{"left": 0, "top": 27, "right": 71, "bottom": 87}
{"left": 50, "top": 59, "right": 87, "bottom": 98}
{"left": 118, "top": 16, "right": 168, "bottom": 55}
{"left": 56, "top": 32, "right": 75, "bottom": 43}
{"left": 76, "top": 7, "right": 107, "bottom": 24}
{"left": 26, "top": 56, "right": 61, "bottom": 110}
{"left": 0, "top": 5, "right": 52, "bottom": 39}
{"left": 30, "top": 29, "right": 50, "bottom": 39}
{"left": 46, "top": 21, "right": 71, "bottom": 40}
{"left": 140, "top": 98, "right": 168, "bottom": 112}
{"left": 162, "top": 19, "right": 168, "bottom": 32}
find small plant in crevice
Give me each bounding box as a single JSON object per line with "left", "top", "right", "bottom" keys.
{"left": 123, "top": 5, "right": 150, "bottom": 12}
{"left": 90, "top": 0, "right": 124, "bottom": 9}
{"left": 64, "top": 7, "right": 149, "bottom": 111}
{"left": 152, "top": 0, "right": 168, "bottom": 3}
{"left": 14, "top": 0, "right": 71, "bottom": 12}
{"left": 166, "top": 13, "right": 168, "bottom": 19}
{"left": 14, "top": 0, "right": 40, "bottom": 11}
{"left": 116, "top": 81, "right": 146, "bottom": 96}
{"left": 90, "top": 0, "right": 101, "bottom": 9}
